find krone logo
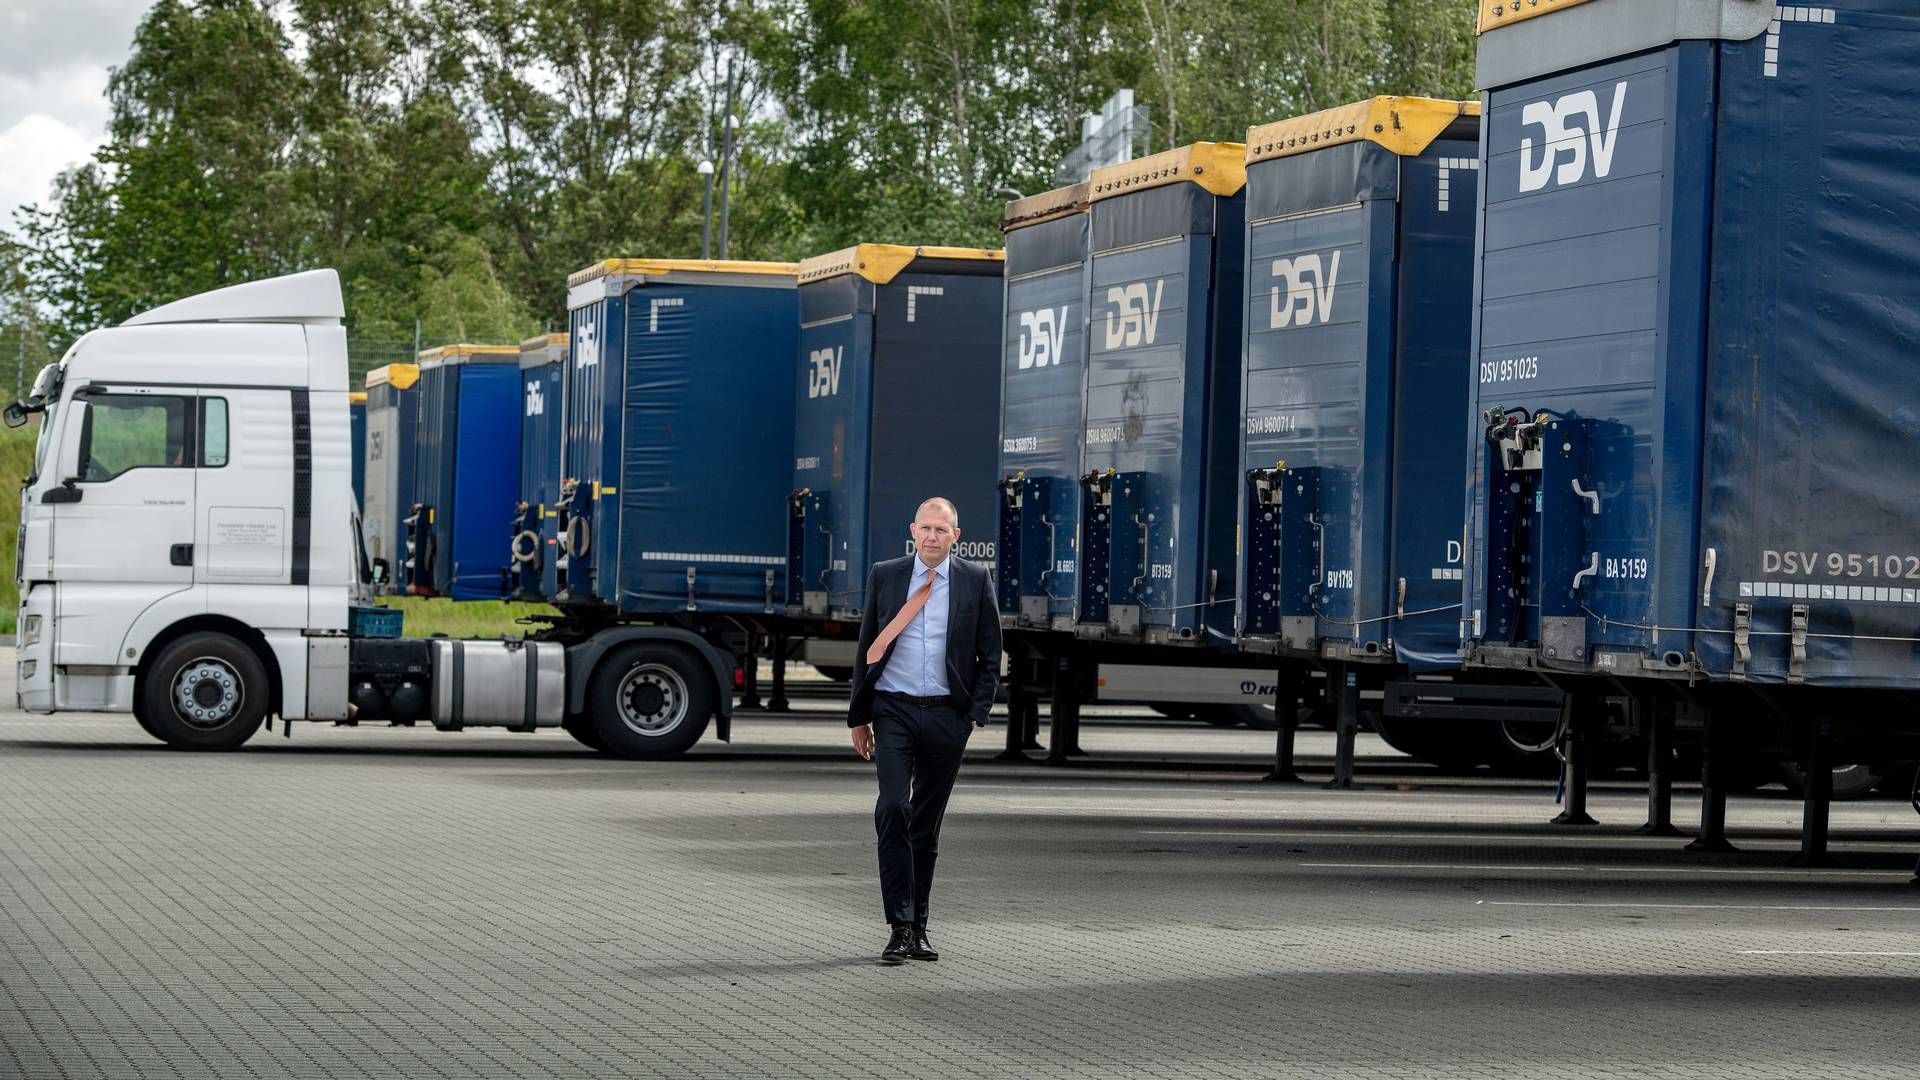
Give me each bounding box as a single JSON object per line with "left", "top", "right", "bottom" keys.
{"left": 1519, "top": 81, "right": 1627, "bottom": 193}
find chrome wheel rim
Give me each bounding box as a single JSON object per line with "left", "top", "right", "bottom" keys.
{"left": 616, "top": 663, "right": 688, "bottom": 737}
{"left": 173, "top": 658, "right": 244, "bottom": 729}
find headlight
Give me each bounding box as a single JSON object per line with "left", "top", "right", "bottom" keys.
{"left": 19, "top": 660, "right": 35, "bottom": 681}
{"left": 20, "top": 614, "right": 40, "bottom": 646}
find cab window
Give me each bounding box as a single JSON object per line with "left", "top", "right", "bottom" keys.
{"left": 79, "top": 394, "right": 194, "bottom": 480}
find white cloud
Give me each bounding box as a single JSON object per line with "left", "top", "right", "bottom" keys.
{"left": 0, "top": 65, "right": 112, "bottom": 215}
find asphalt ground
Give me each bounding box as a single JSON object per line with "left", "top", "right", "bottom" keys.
{"left": 3, "top": 649, "right": 1919, "bottom": 1079}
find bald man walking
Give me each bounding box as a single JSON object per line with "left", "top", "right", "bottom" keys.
{"left": 849, "top": 497, "right": 1001, "bottom": 964}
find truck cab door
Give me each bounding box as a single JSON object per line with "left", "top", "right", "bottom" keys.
{"left": 47, "top": 388, "right": 198, "bottom": 586}
{"left": 192, "top": 389, "right": 295, "bottom": 583}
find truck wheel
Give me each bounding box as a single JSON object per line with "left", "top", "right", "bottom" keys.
{"left": 561, "top": 713, "right": 606, "bottom": 752}
{"left": 139, "top": 632, "right": 269, "bottom": 751}
{"left": 1775, "top": 761, "right": 1883, "bottom": 801}
{"left": 590, "top": 643, "right": 713, "bottom": 759}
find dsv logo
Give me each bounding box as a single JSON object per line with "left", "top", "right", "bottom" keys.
{"left": 1017, "top": 306, "right": 1069, "bottom": 370}
{"left": 807, "top": 346, "right": 843, "bottom": 399}
{"left": 1519, "top": 81, "right": 1627, "bottom": 193}
{"left": 574, "top": 320, "right": 599, "bottom": 370}
{"left": 525, "top": 380, "right": 544, "bottom": 417}
{"left": 1103, "top": 280, "right": 1164, "bottom": 350}
{"left": 1269, "top": 251, "right": 1340, "bottom": 329}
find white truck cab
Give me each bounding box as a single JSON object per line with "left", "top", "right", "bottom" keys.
{"left": 13, "top": 269, "right": 737, "bottom": 754}
{"left": 15, "top": 270, "right": 354, "bottom": 741}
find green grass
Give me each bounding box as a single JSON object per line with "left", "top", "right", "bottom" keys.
{"left": 372, "top": 596, "right": 560, "bottom": 639}
{"left": 1, "top": 421, "right": 40, "bottom": 634}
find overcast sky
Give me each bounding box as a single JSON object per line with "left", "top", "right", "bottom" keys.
{"left": 1, "top": 0, "right": 151, "bottom": 219}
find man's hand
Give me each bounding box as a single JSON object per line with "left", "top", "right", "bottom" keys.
{"left": 850, "top": 723, "right": 875, "bottom": 760}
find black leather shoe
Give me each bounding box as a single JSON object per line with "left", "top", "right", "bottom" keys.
{"left": 908, "top": 928, "right": 939, "bottom": 961}
{"left": 880, "top": 925, "right": 914, "bottom": 965}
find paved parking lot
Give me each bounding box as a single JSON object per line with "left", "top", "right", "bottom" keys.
{"left": 3, "top": 650, "right": 1919, "bottom": 1079}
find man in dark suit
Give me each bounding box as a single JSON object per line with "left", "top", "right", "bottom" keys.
{"left": 849, "top": 496, "right": 1001, "bottom": 964}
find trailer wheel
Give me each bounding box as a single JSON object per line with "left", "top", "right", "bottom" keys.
{"left": 589, "top": 643, "right": 713, "bottom": 759}
{"left": 138, "top": 632, "right": 269, "bottom": 751}
{"left": 1775, "top": 761, "right": 1883, "bottom": 801}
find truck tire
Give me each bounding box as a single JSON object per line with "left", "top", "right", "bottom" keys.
{"left": 1775, "top": 760, "right": 1883, "bottom": 801}
{"left": 139, "top": 631, "right": 270, "bottom": 751}
{"left": 589, "top": 643, "right": 714, "bottom": 759}
{"left": 561, "top": 713, "right": 606, "bottom": 752}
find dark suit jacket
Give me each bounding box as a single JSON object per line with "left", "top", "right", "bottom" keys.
{"left": 848, "top": 554, "right": 1002, "bottom": 728}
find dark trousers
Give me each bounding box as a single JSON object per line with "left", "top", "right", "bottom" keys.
{"left": 871, "top": 694, "right": 970, "bottom": 927}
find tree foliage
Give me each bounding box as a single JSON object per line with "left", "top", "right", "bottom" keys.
{"left": 8, "top": 0, "right": 1479, "bottom": 350}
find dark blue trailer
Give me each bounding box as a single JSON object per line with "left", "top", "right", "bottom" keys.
{"left": 562, "top": 260, "right": 799, "bottom": 616}
{"left": 788, "top": 244, "right": 1004, "bottom": 620}
{"left": 363, "top": 363, "right": 418, "bottom": 594}
{"left": 407, "top": 344, "right": 521, "bottom": 600}
{"left": 348, "top": 390, "right": 367, "bottom": 511}
{"left": 1465, "top": 0, "right": 1920, "bottom": 841}
{"left": 1076, "top": 143, "right": 1246, "bottom": 647}
{"left": 508, "top": 333, "right": 566, "bottom": 602}
{"left": 997, "top": 184, "right": 1090, "bottom": 632}
{"left": 1238, "top": 98, "right": 1480, "bottom": 668}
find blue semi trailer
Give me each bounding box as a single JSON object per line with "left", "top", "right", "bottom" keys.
{"left": 1234, "top": 98, "right": 1559, "bottom": 776}
{"left": 787, "top": 244, "right": 1004, "bottom": 622}
{"left": 1465, "top": 0, "right": 1920, "bottom": 844}
{"left": 508, "top": 333, "right": 566, "bottom": 602}
{"left": 362, "top": 363, "right": 418, "bottom": 595}
{"left": 406, "top": 344, "right": 522, "bottom": 600}
{"left": 348, "top": 390, "right": 367, "bottom": 512}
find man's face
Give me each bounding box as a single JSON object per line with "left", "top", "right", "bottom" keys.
{"left": 910, "top": 506, "right": 959, "bottom": 565}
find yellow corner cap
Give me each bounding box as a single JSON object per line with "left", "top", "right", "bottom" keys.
{"left": 797, "top": 244, "right": 1004, "bottom": 286}
{"left": 365, "top": 363, "right": 419, "bottom": 391}
{"left": 1002, "top": 182, "right": 1090, "bottom": 232}
{"left": 348, "top": 390, "right": 367, "bottom": 404}
{"left": 1246, "top": 98, "right": 1479, "bottom": 164}
{"left": 1477, "top": 0, "right": 1598, "bottom": 34}
{"left": 1089, "top": 142, "right": 1247, "bottom": 203}
{"left": 416, "top": 343, "right": 521, "bottom": 363}
{"left": 518, "top": 333, "right": 569, "bottom": 351}
{"left": 566, "top": 258, "right": 800, "bottom": 289}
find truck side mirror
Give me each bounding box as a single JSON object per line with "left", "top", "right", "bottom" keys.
{"left": 2, "top": 402, "right": 27, "bottom": 429}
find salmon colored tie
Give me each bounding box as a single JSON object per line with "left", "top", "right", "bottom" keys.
{"left": 867, "top": 570, "right": 938, "bottom": 665}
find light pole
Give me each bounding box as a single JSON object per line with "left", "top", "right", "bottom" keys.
{"left": 716, "top": 58, "right": 738, "bottom": 259}
{"left": 698, "top": 158, "right": 716, "bottom": 259}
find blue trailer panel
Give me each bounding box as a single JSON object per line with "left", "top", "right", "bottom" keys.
{"left": 348, "top": 391, "right": 367, "bottom": 511}
{"left": 1466, "top": 0, "right": 1920, "bottom": 687}
{"left": 563, "top": 260, "right": 799, "bottom": 615}
{"left": 509, "top": 333, "right": 566, "bottom": 601}
{"left": 789, "top": 244, "right": 1004, "bottom": 619}
{"left": 362, "top": 363, "right": 418, "bottom": 594}
{"left": 1238, "top": 98, "right": 1480, "bottom": 669}
{"left": 408, "top": 344, "right": 521, "bottom": 600}
{"left": 997, "top": 185, "right": 1090, "bottom": 631}
{"left": 1076, "top": 144, "right": 1245, "bottom": 646}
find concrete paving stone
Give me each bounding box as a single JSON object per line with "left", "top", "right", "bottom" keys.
{"left": 1, "top": 647, "right": 1917, "bottom": 1078}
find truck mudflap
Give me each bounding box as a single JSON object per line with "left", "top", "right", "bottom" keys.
{"left": 564, "top": 627, "right": 736, "bottom": 742}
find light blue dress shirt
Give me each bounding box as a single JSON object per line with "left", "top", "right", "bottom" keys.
{"left": 875, "top": 556, "right": 951, "bottom": 697}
